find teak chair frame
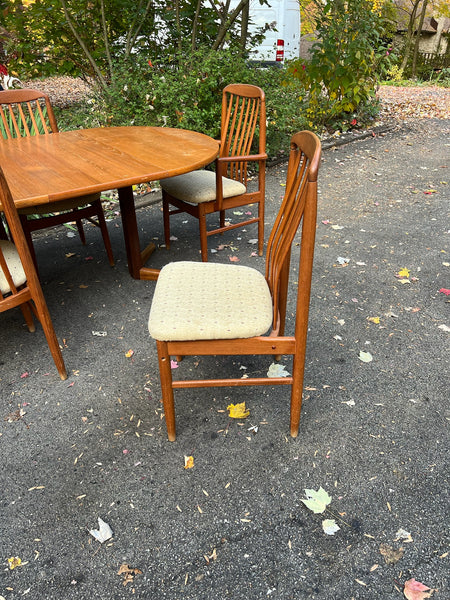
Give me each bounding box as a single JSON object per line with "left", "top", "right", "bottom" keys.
{"left": 0, "top": 165, "right": 67, "bottom": 380}
{"left": 0, "top": 89, "right": 114, "bottom": 271}
{"left": 162, "top": 83, "right": 267, "bottom": 261}
{"left": 154, "top": 131, "right": 321, "bottom": 441}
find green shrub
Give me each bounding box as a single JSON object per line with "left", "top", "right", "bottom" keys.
{"left": 287, "top": 0, "right": 391, "bottom": 133}
{"left": 55, "top": 48, "right": 309, "bottom": 159}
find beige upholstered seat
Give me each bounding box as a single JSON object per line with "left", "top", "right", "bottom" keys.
{"left": 0, "top": 240, "right": 26, "bottom": 294}
{"left": 148, "top": 261, "right": 273, "bottom": 341}
{"left": 161, "top": 171, "right": 246, "bottom": 205}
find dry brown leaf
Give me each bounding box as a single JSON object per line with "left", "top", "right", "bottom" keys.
{"left": 379, "top": 543, "right": 404, "bottom": 564}
{"left": 117, "top": 563, "right": 142, "bottom": 587}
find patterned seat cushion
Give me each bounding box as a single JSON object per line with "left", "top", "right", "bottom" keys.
{"left": 160, "top": 170, "right": 246, "bottom": 204}
{"left": 0, "top": 240, "right": 27, "bottom": 295}
{"left": 148, "top": 261, "right": 273, "bottom": 341}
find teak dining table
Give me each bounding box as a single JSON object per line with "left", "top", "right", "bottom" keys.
{"left": 0, "top": 126, "right": 219, "bottom": 280}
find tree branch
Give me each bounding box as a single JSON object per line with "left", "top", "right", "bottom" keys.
{"left": 59, "top": 0, "right": 108, "bottom": 90}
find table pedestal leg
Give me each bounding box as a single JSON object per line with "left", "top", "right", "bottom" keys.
{"left": 118, "top": 186, "right": 159, "bottom": 281}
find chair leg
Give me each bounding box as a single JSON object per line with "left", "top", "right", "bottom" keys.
{"left": 0, "top": 215, "right": 8, "bottom": 240}
{"left": 219, "top": 210, "right": 226, "bottom": 229}
{"left": 93, "top": 201, "right": 115, "bottom": 266}
{"left": 257, "top": 200, "right": 264, "bottom": 257}
{"left": 20, "top": 301, "right": 35, "bottom": 333}
{"left": 289, "top": 344, "right": 307, "bottom": 438}
{"left": 162, "top": 194, "right": 171, "bottom": 250}
{"left": 156, "top": 340, "right": 177, "bottom": 441}
{"left": 76, "top": 217, "right": 86, "bottom": 245}
{"left": 198, "top": 210, "right": 209, "bottom": 262}
{"left": 31, "top": 294, "right": 67, "bottom": 380}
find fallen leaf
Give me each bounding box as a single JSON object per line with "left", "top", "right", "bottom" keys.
{"left": 359, "top": 351, "right": 373, "bottom": 363}
{"left": 125, "top": 349, "right": 134, "bottom": 358}
{"left": 170, "top": 360, "right": 178, "bottom": 369}
{"left": 438, "top": 324, "right": 450, "bottom": 332}
{"left": 368, "top": 317, "right": 380, "bottom": 324}
{"left": 397, "top": 268, "right": 410, "bottom": 278}
{"left": 379, "top": 543, "right": 403, "bottom": 564}
{"left": 8, "top": 557, "right": 22, "bottom": 570}
{"left": 92, "top": 331, "right": 107, "bottom": 337}
{"left": 322, "top": 519, "right": 340, "bottom": 535}
{"left": 117, "top": 564, "right": 142, "bottom": 587}
{"left": 395, "top": 528, "right": 413, "bottom": 543}
{"left": 89, "top": 517, "right": 113, "bottom": 543}
{"left": 227, "top": 402, "right": 250, "bottom": 419}
{"left": 439, "top": 288, "right": 450, "bottom": 296}
{"left": 229, "top": 256, "right": 240, "bottom": 262}
{"left": 403, "top": 578, "right": 435, "bottom": 600}
{"left": 300, "top": 487, "right": 332, "bottom": 514}
{"left": 267, "top": 363, "right": 290, "bottom": 378}
{"left": 184, "top": 455, "right": 194, "bottom": 469}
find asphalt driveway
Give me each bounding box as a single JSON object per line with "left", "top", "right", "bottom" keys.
{"left": 1, "top": 117, "right": 449, "bottom": 599}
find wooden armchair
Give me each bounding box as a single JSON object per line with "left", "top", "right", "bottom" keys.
{"left": 0, "top": 89, "right": 114, "bottom": 271}
{"left": 161, "top": 84, "right": 266, "bottom": 261}
{"left": 149, "top": 131, "right": 321, "bottom": 440}
{"left": 0, "top": 165, "right": 67, "bottom": 379}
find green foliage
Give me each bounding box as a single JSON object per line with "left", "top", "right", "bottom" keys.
{"left": 288, "top": 0, "right": 392, "bottom": 132}
{"left": 55, "top": 49, "right": 309, "bottom": 159}
{"left": 2, "top": 0, "right": 266, "bottom": 86}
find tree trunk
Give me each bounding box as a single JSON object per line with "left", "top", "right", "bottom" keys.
{"left": 400, "top": 0, "right": 421, "bottom": 72}
{"left": 411, "top": 0, "right": 428, "bottom": 77}
{"left": 240, "top": 0, "right": 249, "bottom": 54}
{"left": 212, "top": 0, "right": 249, "bottom": 51}
{"left": 191, "top": 0, "right": 202, "bottom": 53}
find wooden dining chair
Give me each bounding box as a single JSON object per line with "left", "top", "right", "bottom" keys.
{"left": 0, "top": 89, "right": 114, "bottom": 271}
{"left": 161, "top": 84, "right": 267, "bottom": 261}
{"left": 0, "top": 165, "right": 67, "bottom": 380}
{"left": 149, "top": 131, "right": 321, "bottom": 441}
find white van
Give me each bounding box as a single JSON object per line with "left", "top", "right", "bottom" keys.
{"left": 231, "top": 0, "right": 301, "bottom": 64}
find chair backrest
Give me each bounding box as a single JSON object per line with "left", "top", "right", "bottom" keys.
{"left": 0, "top": 165, "right": 42, "bottom": 299}
{"left": 220, "top": 83, "right": 266, "bottom": 185}
{"left": 0, "top": 89, "right": 58, "bottom": 140}
{"left": 0, "top": 164, "right": 67, "bottom": 379}
{"left": 265, "top": 130, "right": 321, "bottom": 332}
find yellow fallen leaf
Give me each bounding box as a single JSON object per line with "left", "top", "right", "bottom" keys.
{"left": 368, "top": 317, "right": 380, "bottom": 324}
{"left": 227, "top": 402, "right": 250, "bottom": 419}
{"left": 397, "top": 267, "right": 410, "bottom": 278}
{"left": 8, "top": 557, "right": 22, "bottom": 570}
{"left": 184, "top": 455, "right": 194, "bottom": 469}
{"left": 125, "top": 349, "right": 134, "bottom": 358}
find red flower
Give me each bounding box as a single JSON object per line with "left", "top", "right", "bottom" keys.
{"left": 0, "top": 64, "right": 8, "bottom": 76}
{"left": 148, "top": 60, "right": 153, "bottom": 67}
{"left": 351, "top": 118, "right": 357, "bottom": 126}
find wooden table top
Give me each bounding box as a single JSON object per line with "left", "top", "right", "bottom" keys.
{"left": 0, "top": 126, "right": 219, "bottom": 210}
